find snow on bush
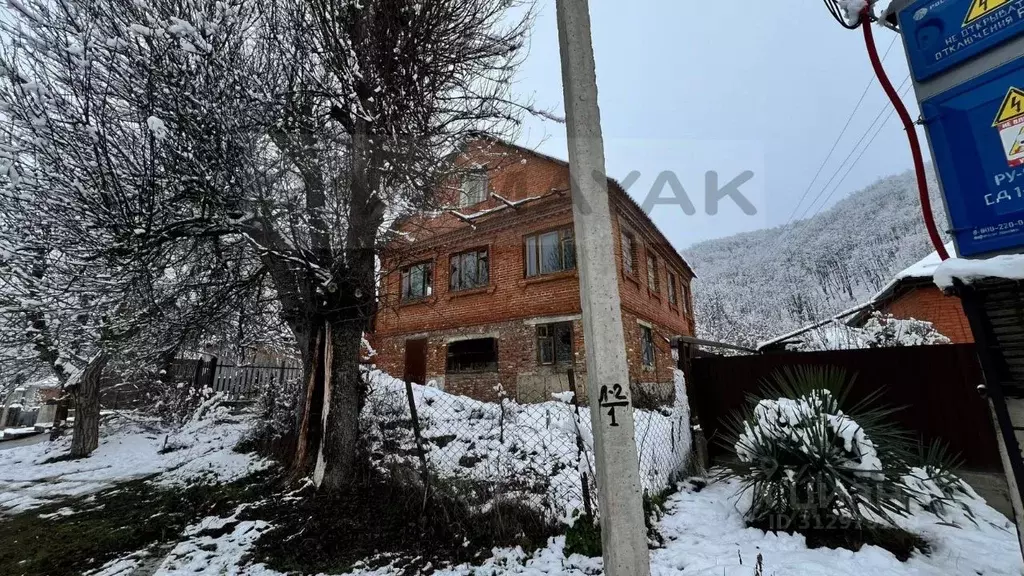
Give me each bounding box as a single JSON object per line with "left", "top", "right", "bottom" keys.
{"left": 736, "top": 389, "right": 883, "bottom": 481}
{"left": 360, "top": 368, "right": 692, "bottom": 522}
{"left": 721, "top": 366, "right": 969, "bottom": 527}
{"left": 790, "top": 312, "right": 950, "bottom": 351}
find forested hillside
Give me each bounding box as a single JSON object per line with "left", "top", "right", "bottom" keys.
{"left": 683, "top": 168, "right": 949, "bottom": 348}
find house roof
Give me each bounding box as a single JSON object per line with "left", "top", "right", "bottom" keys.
{"left": 465, "top": 136, "right": 696, "bottom": 279}
{"left": 756, "top": 242, "right": 957, "bottom": 351}
{"left": 846, "top": 241, "right": 957, "bottom": 325}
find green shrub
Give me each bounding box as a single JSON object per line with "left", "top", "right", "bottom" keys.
{"left": 719, "top": 366, "right": 919, "bottom": 528}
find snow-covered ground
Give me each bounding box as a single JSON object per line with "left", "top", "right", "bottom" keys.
{"left": 0, "top": 426, "right": 39, "bottom": 439}
{"left": 5, "top": 370, "right": 1021, "bottom": 575}
{"left": 362, "top": 368, "right": 691, "bottom": 521}
{"left": 0, "top": 401, "right": 270, "bottom": 513}
{"left": 85, "top": 475, "right": 1023, "bottom": 576}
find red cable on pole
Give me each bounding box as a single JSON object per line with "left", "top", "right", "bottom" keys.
{"left": 860, "top": 7, "right": 951, "bottom": 261}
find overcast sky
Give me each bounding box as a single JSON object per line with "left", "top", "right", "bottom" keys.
{"left": 513, "top": 0, "right": 924, "bottom": 249}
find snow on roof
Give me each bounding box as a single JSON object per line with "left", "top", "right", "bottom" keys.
{"left": 893, "top": 242, "right": 956, "bottom": 280}
{"left": 863, "top": 241, "right": 957, "bottom": 306}
{"left": 934, "top": 253, "right": 1024, "bottom": 289}
{"left": 756, "top": 301, "right": 872, "bottom": 350}
{"left": 758, "top": 242, "right": 956, "bottom": 351}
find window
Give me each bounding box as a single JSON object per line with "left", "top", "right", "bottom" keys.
{"left": 682, "top": 282, "right": 692, "bottom": 315}
{"left": 668, "top": 272, "right": 678, "bottom": 307}
{"left": 537, "top": 322, "right": 573, "bottom": 365}
{"left": 640, "top": 325, "right": 656, "bottom": 371}
{"left": 525, "top": 228, "right": 576, "bottom": 277}
{"left": 446, "top": 338, "right": 498, "bottom": 373}
{"left": 460, "top": 169, "right": 489, "bottom": 207}
{"left": 400, "top": 262, "right": 433, "bottom": 302}
{"left": 621, "top": 232, "right": 636, "bottom": 276}
{"left": 450, "top": 248, "right": 489, "bottom": 291}
{"left": 647, "top": 253, "right": 659, "bottom": 292}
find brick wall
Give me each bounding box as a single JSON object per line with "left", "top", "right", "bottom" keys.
{"left": 374, "top": 316, "right": 588, "bottom": 402}
{"left": 881, "top": 285, "right": 975, "bottom": 344}
{"left": 611, "top": 192, "right": 695, "bottom": 340}
{"left": 373, "top": 139, "right": 696, "bottom": 402}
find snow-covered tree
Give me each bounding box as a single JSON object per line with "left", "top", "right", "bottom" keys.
{"left": 0, "top": 0, "right": 277, "bottom": 456}
{"left": 685, "top": 168, "right": 951, "bottom": 348}
{"left": 0, "top": 0, "right": 532, "bottom": 487}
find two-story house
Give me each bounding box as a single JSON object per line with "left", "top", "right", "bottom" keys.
{"left": 372, "top": 138, "right": 696, "bottom": 404}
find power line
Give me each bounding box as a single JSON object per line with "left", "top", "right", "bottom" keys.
{"left": 816, "top": 82, "right": 915, "bottom": 211}
{"left": 797, "top": 75, "right": 911, "bottom": 221}
{"left": 783, "top": 33, "right": 900, "bottom": 227}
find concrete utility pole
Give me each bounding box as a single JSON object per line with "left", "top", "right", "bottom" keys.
{"left": 554, "top": 1, "right": 652, "bottom": 574}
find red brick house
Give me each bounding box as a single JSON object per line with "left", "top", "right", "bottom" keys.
{"left": 372, "top": 138, "right": 696, "bottom": 404}
{"left": 850, "top": 244, "right": 974, "bottom": 343}
{"left": 759, "top": 244, "right": 974, "bottom": 351}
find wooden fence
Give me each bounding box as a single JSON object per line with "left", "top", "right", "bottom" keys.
{"left": 101, "top": 358, "right": 302, "bottom": 408}
{"left": 687, "top": 344, "right": 1003, "bottom": 471}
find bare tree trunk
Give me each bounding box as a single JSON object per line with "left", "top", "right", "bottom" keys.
{"left": 70, "top": 354, "right": 109, "bottom": 458}
{"left": 320, "top": 322, "right": 364, "bottom": 491}
{"left": 291, "top": 326, "right": 323, "bottom": 477}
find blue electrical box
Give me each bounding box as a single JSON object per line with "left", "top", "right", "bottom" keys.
{"left": 922, "top": 59, "right": 1024, "bottom": 256}
{"left": 893, "top": 0, "right": 1024, "bottom": 256}
{"left": 899, "top": 0, "right": 1024, "bottom": 82}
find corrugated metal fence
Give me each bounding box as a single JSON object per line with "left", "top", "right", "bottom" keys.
{"left": 688, "top": 343, "right": 1002, "bottom": 471}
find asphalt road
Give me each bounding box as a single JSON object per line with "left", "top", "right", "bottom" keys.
{"left": 0, "top": 432, "right": 47, "bottom": 451}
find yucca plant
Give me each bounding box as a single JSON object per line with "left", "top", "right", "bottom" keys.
{"left": 719, "top": 366, "right": 918, "bottom": 529}
{"left": 903, "top": 440, "right": 976, "bottom": 524}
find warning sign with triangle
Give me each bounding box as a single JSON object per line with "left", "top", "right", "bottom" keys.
{"left": 964, "top": 0, "right": 1013, "bottom": 27}
{"left": 1001, "top": 124, "right": 1024, "bottom": 168}
{"left": 994, "top": 87, "right": 1024, "bottom": 127}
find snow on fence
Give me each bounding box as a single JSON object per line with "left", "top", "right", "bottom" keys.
{"left": 361, "top": 368, "right": 692, "bottom": 523}
{"left": 208, "top": 362, "right": 301, "bottom": 402}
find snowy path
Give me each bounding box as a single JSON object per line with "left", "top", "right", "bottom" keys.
{"left": 0, "top": 411, "right": 270, "bottom": 513}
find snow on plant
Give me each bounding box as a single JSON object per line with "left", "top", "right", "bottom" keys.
{"left": 721, "top": 366, "right": 925, "bottom": 527}
{"left": 790, "top": 312, "right": 951, "bottom": 351}
{"left": 736, "top": 389, "right": 884, "bottom": 482}
{"left": 859, "top": 312, "right": 951, "bottom": 347}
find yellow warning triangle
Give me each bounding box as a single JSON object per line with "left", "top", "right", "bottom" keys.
{"left": 994, "top": 87, "right": 1024, "bottom": 126}
{"left": 964, "top": 0, "right": 1013, "bottom": 26}
{"left": 1013, "top": 140, "right": 1024, "bottom": 156}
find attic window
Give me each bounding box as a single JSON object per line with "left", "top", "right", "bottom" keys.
{"left": 460, "top": 169, "right": 489, "bottom": 207}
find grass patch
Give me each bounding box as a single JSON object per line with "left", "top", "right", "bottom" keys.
{"left": 563, "top": 517, "right": 601, "bottom": 557}
{"left": 243, "top": 468, "right": 558, "bottom": 575}
{"left": 0, "top": 471, "right": 274, "bottom": 576}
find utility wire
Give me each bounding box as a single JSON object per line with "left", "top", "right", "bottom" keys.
{"left": 783, "top": 33, "right": 900, "bottom": 227}
{"left": 818, "top": 82, "right": 915, "bottom": 210}
{"left": 796, "top": 74, "right": 912, "bottom": 221}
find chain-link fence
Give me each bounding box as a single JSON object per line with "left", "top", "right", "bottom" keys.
{"left": 361, "top": 368, "right": 692, "bottom": 523}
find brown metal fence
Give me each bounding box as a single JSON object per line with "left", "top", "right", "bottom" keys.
{"left": 688, "top": 344, "right": 1003, "bottom": 471}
